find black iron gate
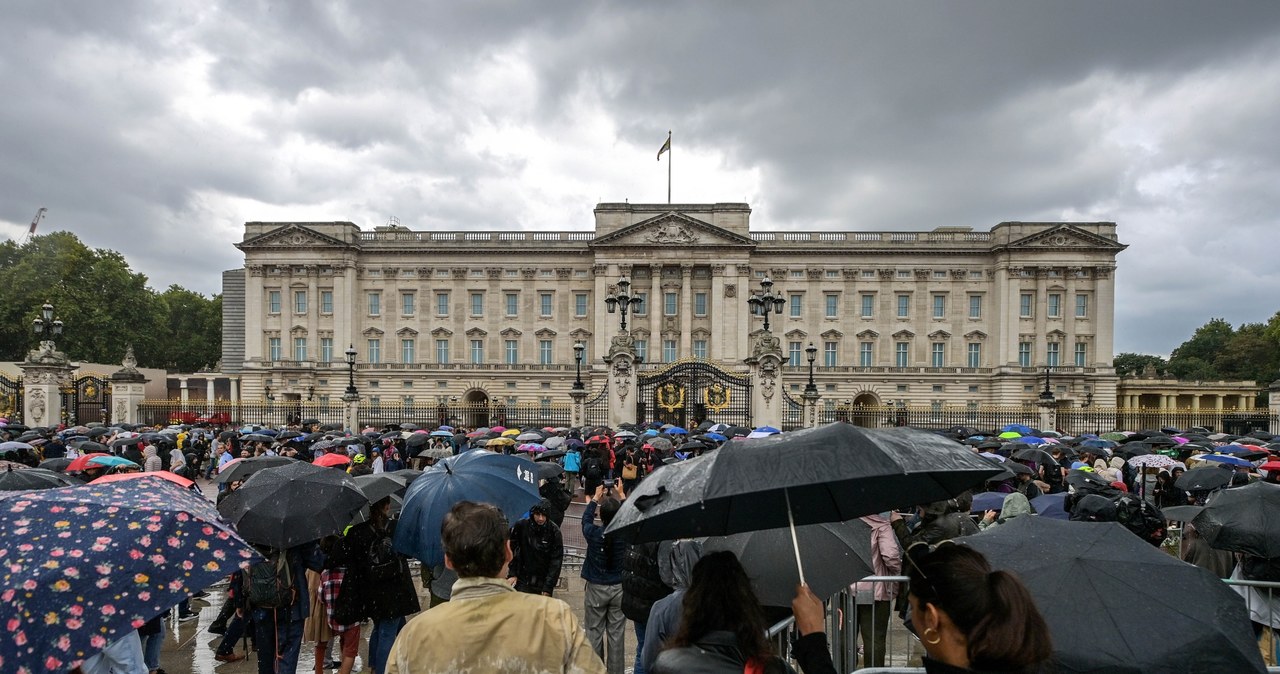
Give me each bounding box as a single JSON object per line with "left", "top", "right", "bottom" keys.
{"left": 60, "top": 375, "right": 111, "bottom": 426}
{"left": 584, "top": 382, "right": 609, "bottom": 427}
{"left": 636, "top": 359, "right": 751, "bottom": 428}
{"left": 0, "top": 375, "right": 22, "bottom": 423}
{"left": 781, "top": 391, "right": 804, "bottom": 431}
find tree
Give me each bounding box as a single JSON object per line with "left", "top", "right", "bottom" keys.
{"left": 1113, "top": 352, "right": 1168, "bottom": 378}
{"left": 1167, "top": 318, "right": 1236, "bottom": 381}
{"left": 0, "top": 232, "right": 217, "bottom": 370}
{"left": 155, "top": 286, "right": 222, "bottom": 372}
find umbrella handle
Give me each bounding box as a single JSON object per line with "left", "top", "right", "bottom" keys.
{"left": 785, "top": 488, "right": 806, "bottom": 587}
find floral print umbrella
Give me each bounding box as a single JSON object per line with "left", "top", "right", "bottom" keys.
{"left": 0, "top": 480, "right": 261, "bottom": 673}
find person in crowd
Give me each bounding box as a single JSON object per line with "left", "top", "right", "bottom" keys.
{"left": 384, "top": 446, "right": 405, "bottom": 472}
{"left": 330, "top": 496, "right": 419, "bottom": 674}
{"left": 640, "top": 539, "right": 704, "bottom": 674}
{"left": 139, "top": 614, "right": 163, "bottom": 674}
{"left": 622, "top": 537, "right": 673, "bottom": 674}
{"left": 371, "top": 447, "right": 385, "bottom": 473}
{"left": 652, "top": 550, "right": 793, "bottom": 673}
{"left": 581, "top": 448, "right": 608, "bottom": 500}
{"left": 237, "top": 541, "right": 324, "bottom": 674}
{"left": 348, "top": 452, "right": 373, "bottom": 477}
{"left": 890, "top": 498, "right": 978, "bottom": 548}
{"left": 563, "top": 444, "right": 582, "bottom": 496}
{"left": 142, "top": 444, "right": 162, "bottom": 472}
{"left": 979, "top": 492, "right": 1033, "bottom": 531}
{"left": 582, "top": 483, "right": 628, "bottom": 674}
{"left": 318, "top": 536, "right": 362, "bottom": 674}
{"left": 792, "top": 542, "right": 1052, "bottom": 674}
{"left": 539, "top": 474, "right": 571, "bottom": 527}
{"left": 508, "top": 499, "right": 564, "bottom": 597}
{"left": 384, "top": 501, "right": 604, "bottom": 673}
{"left": 852, "top": 512, "right": 902, "bottom": 669}
{"left": 1153, "top": 469, "right": 1189, "bottom": 508}
{"left": 1013, "top": 468, "right": 1043, "bottom": 500}
{"left": 78, "top": 631, "right": 146, "bottom": 674}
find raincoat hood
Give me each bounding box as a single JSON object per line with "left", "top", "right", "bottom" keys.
{"left": 1110, "top": 456, "right": 1126, "bottom": 471}
{"left": 142, "top": 445, "right": 157, "bottom": 459}
{"left": 1000, "top": 492, "right": 1033, "bottom": 521}
{"left": 658, "top": 538, "right": 703, "bottom": 590}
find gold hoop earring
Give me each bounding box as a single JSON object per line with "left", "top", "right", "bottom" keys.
{"left": 922, "top": 627, "right": 942, "bottom": 645}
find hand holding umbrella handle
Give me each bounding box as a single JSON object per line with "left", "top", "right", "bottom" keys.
{"left": 792, "top": 583, "right": 826, "bottom": 636}
{"left": 785, "top": 488, "right": 806, "bottom": 587}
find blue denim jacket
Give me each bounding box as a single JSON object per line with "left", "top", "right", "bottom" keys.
{"left": 579, "top": 500, "right": 626, "bottom": 585}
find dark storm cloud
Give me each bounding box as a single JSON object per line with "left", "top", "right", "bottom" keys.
{"left": 1, "top": 1, "right": 1279, "bottom": 356}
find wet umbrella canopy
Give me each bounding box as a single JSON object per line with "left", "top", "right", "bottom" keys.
{"left": 1176, "top": 466, "right": 1233, "bottom": 492}
{"left": 703, "top": 519, "right": 873, "bottom": 607}
{"left": 606, "top": 424, "right": 1001, "bottom": 543}
{"left": 964, "top": 516, "right": 1264, "bottom": 674}
{"left": 1193, "top": 481, "right": 1280, "bottom": 558}
{"left": 0, "top": 466, "right": 79, "bottom": 491}
{"left": 0, "top": 480, "right": 260, "bottom": 673}
{"left": 213, "top": 454, "right": 295, "bottom": 484}
{"left": 393, "top": 450, "right": 542, "bottom": 566}
{"left": 218, "top": 462, "right": 366, "bottom": 549}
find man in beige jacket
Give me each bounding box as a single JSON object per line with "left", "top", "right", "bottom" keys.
{"left": 386, "top": 501, "right": 605, "bottom": 674}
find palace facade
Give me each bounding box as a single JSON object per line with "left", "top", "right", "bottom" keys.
{"left": 221, "top": 202, "right": 1126, "bottom": 418}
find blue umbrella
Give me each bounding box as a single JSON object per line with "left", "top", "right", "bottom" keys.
{"left": 393, "top": 450, "right": 541, "bottom": 566}
{"left": 971, "top": 491, "right": 1009, "bottom": 513}
{"left": 1198, "top": 454, "right": 1254, "bottom": 468}
{"left": 1001, "top": 424, "right": 1036, "bottom": 435}
{"left": 1030, "top": 492, "right": 1070, "bottom": 520}
{"left": 86, "top": 455, "right": 139, "bottom": 469}
{"left": 437, "top": 425, "right": 454, "bottom": 431}
{"left": 1080, "top": 439, "right": 1117, "bottom": 450}
{"left": 754, "top": 426, "right": 781, "bottom": 434}
{"left": 0, "top": 480, "right": 259, "bottom": 673}
{"left": 1017, "top": 436, "right": 1046, "bottom": 445}
{"left": 430, "top": 430, "right": 453, "bottom": 438}
{"left": 704, "top": 433, "right": 728, "bottom": 442}
{"left": 667, "top": 427, "right": 688, "bottom": 435}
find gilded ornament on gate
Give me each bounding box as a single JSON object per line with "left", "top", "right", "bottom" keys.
{"left": 656, "top": 382, "right": 686, "bottom": 412}
{"left": 704, "top": 384, "right": 730, "bottom": 413}
{"left": 82, "top": 382, "right": 97, "bottom": 399}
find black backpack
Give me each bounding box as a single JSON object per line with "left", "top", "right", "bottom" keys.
{"left": 582, "top": 458, "right": 604, "bottom": 483}
{"left": 366, "top": 531, "right": 406, "bottom": 582}
{"left": 1111, "top": 494, "right": 1167, "bottom": 547}
{"left": 243, "top": 549, "right": 295, "bottom": 608}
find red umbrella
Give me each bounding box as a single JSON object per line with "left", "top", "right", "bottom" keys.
{"left": 94, "top": 470, "right": 195, "bottom": 489}
{"left": 314, "top": 453, "right": 352, "bottom": 467}
{"left": 1259, "top": 460, "right": 1280, "bottom": 472}
{"left": 66, "top": 452, "right": 111, "bottom": 471}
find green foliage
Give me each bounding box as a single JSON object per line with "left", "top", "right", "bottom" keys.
{"left": 1164, "top": 315, "right": 1280, "bottom": 384}
{"left": 0, "top": 232, "right": 220, "bottom": 371}
{"left": 1114, "top": 352, "right": 1168, "bottom": 378}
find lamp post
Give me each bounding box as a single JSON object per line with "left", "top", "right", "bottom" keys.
{"left": 1038, "top": 365, "right": 1058, "bottom": 432}
{"left": 604, "top": 275, "right": 633, "bottom": 331}
{"left": 804, "top": 342, "right": 818, "bottom": 395}
{"left": 1039, "top": 366, "right": 1055, "bottom": 403}
{"left": 344, "top": 345, "right": 358, "bottom": 397}
{"left": 32, "top": 301, "right": 64, "bottom": 344}
{"left": 747, "top": 277, "right": 786, "bottom": 332}
{"left": 573, "top": 342, "right": 585, "bottom": 390}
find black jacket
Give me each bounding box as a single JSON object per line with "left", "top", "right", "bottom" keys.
{"left": 621, "top": 541, "right": 672, "bottom": 622}
{"left": 540, "top": 481, "right": 571, "bottom": 527}
{"left": 330, "top": 520, "right": 420, "bottom": 620}
{"left": 508, "top": 516, "right": 564, "bottom": 595}
{"left": 653, "top": 631, "right": 793, "bottom": 674}
{"left": 893, "top": 511, "right": 978, "bottom": 548}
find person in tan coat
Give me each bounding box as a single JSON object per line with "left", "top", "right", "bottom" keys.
{"left": 385, "top": 501, "right": 604, "bottom": 674}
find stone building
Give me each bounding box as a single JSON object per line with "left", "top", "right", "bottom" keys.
{"left": 221, "top": 202, "right": 1126, "bottom": 420}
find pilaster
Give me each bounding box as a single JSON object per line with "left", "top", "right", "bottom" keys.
{"left": 745, "top": 331, "right": 784, "bottom": 429}
{"left": 109, "top": 345, "right": 148, "bottom": 425}
{"left": 603, "top": 332, "right": 638, "bottom": 427}
{"left": 18, "top": 341, "right": 73, "bottom": 428}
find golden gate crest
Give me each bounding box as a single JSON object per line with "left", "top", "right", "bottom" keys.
{"left": 704, "top": 383, "right": 730, "bottom": 413}
{"left": 656, "top": 383, "right": 686, "bottom": 412}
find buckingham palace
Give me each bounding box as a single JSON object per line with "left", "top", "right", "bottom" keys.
{"left": 220, "top": 201, "right": 1126, "bottom": 426}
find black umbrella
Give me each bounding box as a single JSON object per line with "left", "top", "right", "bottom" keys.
{"left": 390, "top": 468, "right": 424, "bottom": 484}
{"left": 535, "top": 462, "right": 564, "bottom": 481}
{"left": 1065, "top": 468, "right": 1114, "bottom": 491}
{"left": 1005, "top": 461, "right": 1034, "bottom": 476}
{"left": 241, "top": 433, "right": 275, "bottom": 444}
{"left": 300, "top": 418, "right": 320, "bottom": 426}
{"left": 213, "top": 455, "right": 295, "bottom": 484}
{"left": 964, "top": 516, "right": 1263, "bottom": 673}
{"left": 217, "top": 461, "right": 366, "bottom": 548}
{"left": 1193, "top": 481, "right": 1280, "bottom": 558}
{"left": 109, "top": 436, "right": 144, "bottom": 449}
{"left": 0, "top": 467, "right": 79, "bottom": 491}
{"left": 535, "top": 449, "right": 567, "bottom": 462}
{"left": 416, "top": 446, "right": 452, "bottom": 460}
{"left": 354, "top": 473, "right": 411, "bottom": 504}
{"left": 703, "top": 519, "right": 874, "bottom": 607}
{"left": 276, "top": 430, "right": 304, "bottom": 441}
{"left": 1011, "top": 448, "right": 1057, "bottom": 470}
{"left": 38, "top": 457, "right": 73, "bottom": 473}
{"left": 69, "top": 440, "right": 110, "bottom": 455}
{"left": 1176, "top": 466, "right": 1232, "bottom": 492}
{"left": 405, "top": 433, "right": 430, "bottom": 448}
{"left": 606, "top": 423, "right": 1001, "bottom": 586}
{"left": 1162, "top": 505, "right": 1204, "bottom": 522}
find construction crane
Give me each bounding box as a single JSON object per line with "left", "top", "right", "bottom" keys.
{"left": 22, "top": 207, "right": 46, "bottom": 245}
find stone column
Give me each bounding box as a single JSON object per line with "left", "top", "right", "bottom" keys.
{"left": 109, "top": 345, "right": 148, "bottom": 425}
{"left": 603, "top": 332, "right": 638, "bottom": 427}
{"left": 679, "top": 265, "right": 693, "bottom": 357}
{"left": 1269, "top": 380, "right": 1280, "bottom": 434}
{"left": 801, "top": 389, "right": 821, "bottom": 428}
{"left": 18, "top": 339, "right": 74, "bottom": 428}
{"left": 230, "top": 376, "right": 240, "bottom": 402}
{"left": 179, "top": 377, "right": 190, "bottom": 403}
{"left": 1038, "top": 399, "right": 1058, "bottom": 433}
{"left": 569, "top": 388, "right": 587, "bottom": 428}
{"left": 206, "top": 379, "right": 215, "bottom": 413}
{"left": 343, "top": 392, "right": 360, "bottom": 432}
{"left": 745, "top": 331, "right": 784, "bottom": 429}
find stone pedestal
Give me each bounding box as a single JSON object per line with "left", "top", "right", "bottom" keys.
{"left": 569, "top": 387, "right": 587, "bottom": 428}
{"left": 18, "top": 341, "right": 73, "bottom": 428}
{"left": 745, "top": 331, "right": 784, "bottom": 430}
{"left": 802, "top": 390, "right": 820, "bottom": 429}
{"left": 1270, "top": 380, "right": 1280, "bottom": 434}
{"left": 343, "top": 393, "right": 360, "bottom": 432}
{"left": 603, "top": 332, "right": 638, "bottom": 427}
{"left": 1038, "top": 399, "right": 1058, "bottom": 433}
{"left": 109, "top": 346, "right": 148, "bottom": 425}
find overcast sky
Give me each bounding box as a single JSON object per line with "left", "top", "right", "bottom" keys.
{"left": 2, "top": 2, "right": 1279, "bottom": 357}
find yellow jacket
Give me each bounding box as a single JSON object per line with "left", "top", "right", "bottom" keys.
{"left": 386, "top": 576, "right": 604, "bottom": 674}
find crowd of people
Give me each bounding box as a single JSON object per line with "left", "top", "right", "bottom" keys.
{"left": 3, "top": 415, "right": 1278, "bottom": 673}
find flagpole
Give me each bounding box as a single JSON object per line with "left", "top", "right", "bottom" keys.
{"left": 667, "top": 131, "right": 672, "bottom": 204}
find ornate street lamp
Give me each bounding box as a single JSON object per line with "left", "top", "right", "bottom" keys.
{"left": 804, "top": 342, "right": 818, "bottom": 394}
{"left": 32, "top": 301, "right": 64, "bottom": 340}
{"left": 604, "top": 275, "right": 633, "bottom": 331}
{"left": 1039, "top": 366, "right": 1055, "bottom": 403}
{"left": 747, "top": 276, "right": 786, "bottom": 332}
{"left": 344, "top": 344, "right": 358, "bottom": 397}
{"left": 573, "top": 342, "right": 585, "bottom": 390}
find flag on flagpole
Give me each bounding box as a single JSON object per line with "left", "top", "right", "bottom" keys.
{"left": 657, "top": 133, "right": 671, "bottom": 161}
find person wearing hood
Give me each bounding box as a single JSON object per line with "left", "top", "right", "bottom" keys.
{"left": 169, "top": 447, "right": 188, "bottom": 478}
{"left": 891, "top": 498, "right": 978, "bottom": 548}
{"left": 978, "top": 492, "right": 1033, "bottom": 531}
{"left": 142, "top": 444, "right": 162, "bottom": 472}
{"left": 853, "top": 513, "right": 902, "bottom": 668}
{"left": 509, "top": 499, "right": 564, "bottom": 597}
{"left": 640, "top": 539, "right": 704, "bottom": 674}
{"left": 539, "top": 476, "right": 571, "bottom": 527}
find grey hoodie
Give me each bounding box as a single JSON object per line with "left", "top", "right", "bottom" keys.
{"left": 979, "top": 491, "right": 1033, "bottom": 530}
{"left": 642, "top": 539, "right": 704, "bottom": 673}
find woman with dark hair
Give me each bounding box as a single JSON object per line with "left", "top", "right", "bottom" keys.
{"left": 792, "top": 542, "right": 1051, "bottom": 674}
{"left": 653, "top": 551, "right": 793, "bottom": 674}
